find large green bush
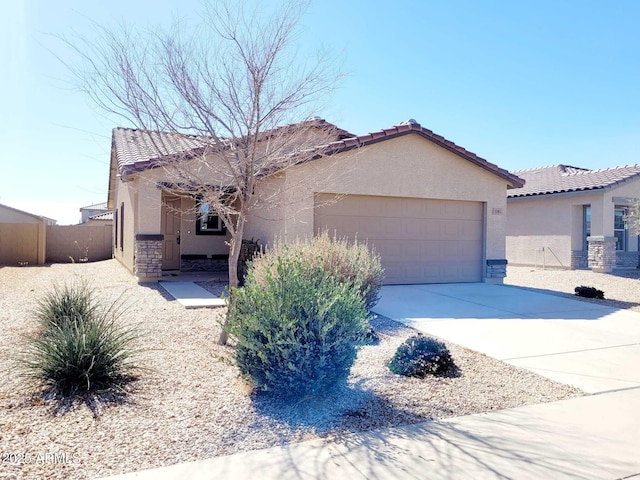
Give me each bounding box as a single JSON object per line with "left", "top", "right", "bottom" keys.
{"left": 249, "top": 231, "right": 384, "bottom": 311}
{"left": 20, "top": 284, "right": 142, "bottom": 398}
{"left": 227, "top": 253, "right": 369, "bottom": 398}
{"left": 388, "top": 335, "right": 455, "bottom": 377}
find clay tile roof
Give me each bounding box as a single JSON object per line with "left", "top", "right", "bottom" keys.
{"left": 112, "top": 128, "right": 212, "bottom": 177}
{"left": 111, "top": 118, "right": 522, "bottom": 188}
{"left": 112, "top": 119, "right": 355, "bottom": 178}
{"left": 88, "top": 211, "right": 114, "bottom": 221}
{"left": 508, "top": 164, "right": 640, "bottom": 197}
{"left": 321, "top": 119, "right": 524, "bottom": 189}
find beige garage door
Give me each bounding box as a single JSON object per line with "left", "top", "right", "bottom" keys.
{"left": 315, "top": 194, "right": 484, "bottom": 284}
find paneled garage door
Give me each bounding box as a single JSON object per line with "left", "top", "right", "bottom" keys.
{"left": 314, "top": 194, "right": 484, "bottom": 284}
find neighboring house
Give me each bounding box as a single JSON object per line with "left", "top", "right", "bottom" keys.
{"left": 507, "top": 164, "right": 640, "bottom": 272}
{"left": 108, "top": 119, "right": 523, "bottom": 284}
{"left": 80, "top": 202, "right": 109, "bottom": 224}
{"left": 0, "top": 203, "right": 56, "bottom": 225}
{"left": 86, "top": 211, "right": 114, "bottom": 226}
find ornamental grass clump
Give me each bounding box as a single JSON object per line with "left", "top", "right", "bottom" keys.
{"left": 388, "top": 335, "right": 455, "bottom": 377}
{"left": 35, "top": 282, "right": 98, "bottom": 331}
{"left": 227, "top": 252, "right": 369, "bottom": 398}
{"left": 20, "top": 283, "right": 142, "bottom": 400}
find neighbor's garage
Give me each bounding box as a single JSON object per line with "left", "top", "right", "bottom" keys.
{"left": 315, "top": 194, "right": 484, "bottom": 284}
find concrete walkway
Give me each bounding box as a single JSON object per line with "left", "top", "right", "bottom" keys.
{"left": 159, "top": 281, "right": 226, "bottom": 308}
{"left": 98, "top": 283, "right": 640, "bottom": 480}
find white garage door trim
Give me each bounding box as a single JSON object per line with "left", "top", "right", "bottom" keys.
{"left": 314, "top": 194, "right": 484, "bottom": 285}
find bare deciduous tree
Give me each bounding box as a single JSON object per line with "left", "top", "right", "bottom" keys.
{"left": 62, "top": 0, "right": 345, "bottom": 344}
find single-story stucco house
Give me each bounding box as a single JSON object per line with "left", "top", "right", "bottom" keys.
{"left": 107, "top": 118, "right": 524, "bottom": 284}
{"left": 506, "top": 164, "right": 640, "bottom": 272}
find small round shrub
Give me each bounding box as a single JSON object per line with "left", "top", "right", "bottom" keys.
{"left": 388, "top": 335, "right": 454, "bottom": 377}
{"left": 20, "top": 284, "right": 142, "bottom": 398}
{"left": 575, "top": 286, "right": 605, "bottom": 299}
{"left": 227, "top": 253, "right": 368, "bottom": 398}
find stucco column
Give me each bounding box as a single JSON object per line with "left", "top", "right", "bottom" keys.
{"left": 133, "top": 179, "right": 164, "bottom": 282}
{"left": 136, "top": 179, "right": 162, "bottom": 234}
{"left": 587, "top": 236, "right": 616, "bottom": 273}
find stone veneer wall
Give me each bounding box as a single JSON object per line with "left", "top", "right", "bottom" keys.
{"left": 134, "top": 234, "right": 163, "bottom": 281}
{"left": 587, "top": 236, "right": 616, "bottom": 273}
{"left": 181, "top": 254, "right": 229, "bottom": 272}
{"left": 570, "top": 250, "right": 589, "bottom": 270}
{"left": 616, "top": 251, "right": 639, "bottom": 268}
{"left": 486, "top": 259, "right": 507, "bottom": 279}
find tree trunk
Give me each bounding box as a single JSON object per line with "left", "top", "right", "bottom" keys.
{"left": 217, "top": 213, "right": 247, "bottom": 345}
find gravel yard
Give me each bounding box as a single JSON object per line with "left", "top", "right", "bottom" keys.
{"left": 505, "top": 265, "right": 640, "bottom": 312}
{"left": 0, "top": 260, "right": 583, "bottom": 480}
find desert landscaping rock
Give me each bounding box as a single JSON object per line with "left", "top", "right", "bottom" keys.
{"left": 1, "top": 260, "right": 583, "bottom": 479}
{"left": 505, "top": 265, "right": 640, "bottom": 312}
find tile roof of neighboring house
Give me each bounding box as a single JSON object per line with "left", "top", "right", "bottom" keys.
{"left": 80, "top": 202, "right": 108, "bottom": 210}
{"left": 88, "top": 211, "right": 114, "bottom": 221}
{"left": 508, "top": 164, "right": 640, "bottom": 198}
{"left": 111, "top": 118, "right": 524, "bottom": 189}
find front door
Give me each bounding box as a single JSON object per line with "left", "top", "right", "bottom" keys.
{"left": 161, "top": 196, "right": 181, "bottom": 270}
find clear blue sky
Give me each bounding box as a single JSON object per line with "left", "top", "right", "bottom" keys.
{"left": 2, "top": 0, "right": 639, "bottom": 224}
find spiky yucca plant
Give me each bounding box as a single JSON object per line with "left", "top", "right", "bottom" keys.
{"left": 20, "top": 283, "right": 142, "bottom": 399}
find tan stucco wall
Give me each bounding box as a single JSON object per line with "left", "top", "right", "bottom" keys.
{"left": 112, "top": 178, "right": 137, "bottom": 273}
{"left": 179, "top": 196, "right": 231, "bottom": 255}
{"left": 268, "top": 134, "right": 510, "bottom": 265}
{"left": 506, "top": 194, "right": 589, "bottom": 268}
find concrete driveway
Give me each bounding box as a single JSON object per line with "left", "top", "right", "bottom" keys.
{"left": 372, "top": 283, "right": 640, "bottom": 394}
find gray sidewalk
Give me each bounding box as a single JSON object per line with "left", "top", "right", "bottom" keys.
{"left": 98, "top": 388, "right": 640, "bottom": 479}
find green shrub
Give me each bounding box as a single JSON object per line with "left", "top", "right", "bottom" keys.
{"left": 250, "top": 231, "right": 384, "bottom": 311}
{"left": 388, "top": 335, "right": 454, "bottom": 377}
{"left": 20, "top": 285, "right": 142, "bottom": 398}
{"left": 35, "top": 282, "right": 98, "bottom": 331}
{"left": 227, "top": 253, "right": 368, "bottom": 398}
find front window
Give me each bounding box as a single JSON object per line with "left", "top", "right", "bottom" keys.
{"left": 583, "top": 205, "right": 591, "bottom": 251}
{"left": 614, "top": 206, "right": 628, "bottom": 251}
{"left": 196, "top": 199, "right": 226, "bottom": 236}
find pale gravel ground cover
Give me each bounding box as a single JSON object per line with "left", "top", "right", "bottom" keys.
{"left": 505, "top": 265, "right": 640, "bottom": 312}
{"left": 0, "top": 260, "right": 583, "bottom": 480}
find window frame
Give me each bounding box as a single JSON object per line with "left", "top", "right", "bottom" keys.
{"left": 119, "top": 203, "right": 124, "bottom": 251}
{"left": 614, "top": 206, "right": 628, "bottom": 252}
{"left": 583, "top": 205, "right": 591, "bottom": 251}
{"left": 195, "top": 198, "right": 226, "bottom": 236}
